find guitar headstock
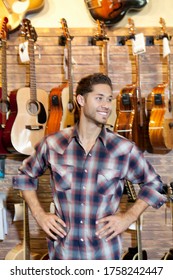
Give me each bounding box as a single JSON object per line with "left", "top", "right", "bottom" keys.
{"left": 21, "top": 18, "right": 37, "bottom": 42}
{"left": 128, "top": 18, "right": 136, "bottom": 39}
{"left": 159, "top": 17, "right": 169, "bottom": 40}
{"left": 95, "top": 20, "right": 109, "bottom": 41}
{"left": 60, "top": 18, "right": 73, "bottom": 41}
{"left": 0, "top": 17, "right": 9, "bottom": 40}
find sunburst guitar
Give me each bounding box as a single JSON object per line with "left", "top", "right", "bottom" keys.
{"left": 11, "top": 19, "right": 48, "bottom": 155}
{"left": 0, "top": 0, "right": 45, "bottom": 32}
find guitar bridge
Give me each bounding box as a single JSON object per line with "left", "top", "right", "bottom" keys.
{"left": 25, "top": 125, "right": 43, "bottom": 130}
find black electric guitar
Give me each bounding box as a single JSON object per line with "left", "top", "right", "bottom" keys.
{"left": 84, "top": 0, "right": 148, "bottom": 26}
{"left": 122, "top": 180, "right": 147, "bottom": 260}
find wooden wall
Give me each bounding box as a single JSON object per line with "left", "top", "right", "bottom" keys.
{"left": 0, "top": 25, "right": 173, "bottom": 260}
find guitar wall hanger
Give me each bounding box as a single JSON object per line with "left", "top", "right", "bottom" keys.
{"left": 117, "top": 35, "right": 154, "bottom": 46}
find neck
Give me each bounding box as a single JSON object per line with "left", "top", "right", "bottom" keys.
{"left": 78, "top": 120, "right": 102, "bottom": 153}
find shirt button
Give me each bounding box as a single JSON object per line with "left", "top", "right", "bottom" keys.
{"left": 80, "top": 220, "right": 83, "bottom": 224}
{"left": 84, "top": 169, "right": 88, "bottom": 173}
{"left": 82, "top": 186, "right": 86, "bottom": 190}
{"left": 88, "top": 153, "right": 92, "bottom": 156}
{"left": 81, "top": 203, "right": 84, "bottom": 206}
{"left": 80, "top": 238, "right": 84, "bottom": 242}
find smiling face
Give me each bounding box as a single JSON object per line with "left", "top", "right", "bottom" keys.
{"left": 77, "top": 83, "right": 113, "bottom": 126}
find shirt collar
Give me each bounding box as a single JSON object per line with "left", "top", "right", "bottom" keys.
{"left": 69, "top": 124, "right": 107, "bottom": 147}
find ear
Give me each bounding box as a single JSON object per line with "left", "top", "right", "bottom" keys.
{"left": 76, "top": 94, "right": 85, "bottom": 107}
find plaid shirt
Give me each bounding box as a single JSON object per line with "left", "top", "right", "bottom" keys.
{"left": 13, "top": 125, "right": 166, "bottom": 260}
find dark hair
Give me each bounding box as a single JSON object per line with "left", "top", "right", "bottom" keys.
{"left": 76, "top": 73, "right": 113, "bottom": 97}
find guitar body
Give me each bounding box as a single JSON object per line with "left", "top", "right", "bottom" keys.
{"left": 5, "top": 243, "right": 41, "bottom": 260}
{"left": 114, "top": 84, "right": 136, "bottom": 141}
{"left": 85, "top": 0, "right": 147, "bottom": 25}
{"left": 163, "top": 95, "right": 173, "bottom": 150}
{"left": 45, "top": 84, "right": 65, "bottom": 135}
{"left": 59, "top": 85, "right": 77, "bottom": 130}
{"left": 147, "top": 83, "right": 169, "bottom": 150}
{"left": 2, "top": 89, "right": 18, "bottom": 153}
{"left": 0, "top": 0, "right": 45, "bottom": 32}
{"left": 11, "top": 87, "right": 48, "bottom": 155}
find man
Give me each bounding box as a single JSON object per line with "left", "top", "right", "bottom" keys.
{"left": 13, "top": 73, "right": 166, "bottom": 260}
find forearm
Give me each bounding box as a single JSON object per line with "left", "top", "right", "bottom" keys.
{"left": 21, "top": 189, "right": 45, "bottom": 219}
{"left": 125, "top": 198, "right": 149, "bottom": 224}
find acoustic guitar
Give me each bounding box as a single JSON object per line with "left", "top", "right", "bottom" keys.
{"left": 0, "top": 0, "right": 45, "bottom": 32}
{"left": 114, "top": 18, "right": 146, "bottom": 152}
{"left": 92, "top": 20, "right": 116, "bottom": 131}
{"left": 0, "top": 17, "right": 9, "bottom": 155}
{"left": 45, "top": 18, "right": 78, "bottom": 135}
{"left": 122, "top": 180, "right": 147, "bottom": 260}
{"left": 5, "top": 193, "right": 41, "bottom": 260}
{"left": 147, "top": 18, "right": 173, "bottom": 151}
{"left": 84, "top": 0, "right": 148, "bottom": 26}
{"left": 11, "top": 19, "right": 48, "bottom": 155}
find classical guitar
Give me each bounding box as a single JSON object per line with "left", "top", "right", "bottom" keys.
{"left": 122, "top": 180, "right": 147, "bottom": 260}
{"left": 147, "top": 18, "right": 173, "bottom": 151}
{"left": 11, "top": 19, "right": 48, "bottom": 155}
{"left": 0, "top": 0, "right": 45, "bottom": 32}
{"left": 92, "top": 20, "right": 116, "bottom": 131}
{"left": 0, "top": 17, "right": 9, "bottom": 155}
{"left": 84, "top": 0, "right": 148, "bottom": 26}
{"left": 114, "top": 18, "right": 146, "bottom": 152}
{"left": 45, "top": 18, "right": 78, "bottom": 135}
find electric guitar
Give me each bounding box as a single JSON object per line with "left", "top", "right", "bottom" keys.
{"left": 45, "top": 18, "right": 78, "bottom": 135}
{"left": 11, "top": 19, "right": 48, "bottom": 155}
{"left": 0, "top": 0, "right": 45, "bottom": 32}
{"left": 0, "top": 17, "right": 9, "bottom": 155}
{"left": 122, "top": 180, "right": 147, "bottom": 260}
{"left": 114, "top": 18, "right": 146, "bottom": 152}
{"left": 147, "top": 18, "right": 173, "bottom": 151}
{"left": 84, "top": 0, "right": 148, "bottom": 26}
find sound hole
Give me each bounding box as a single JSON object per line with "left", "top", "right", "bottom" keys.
{"left": 122, "top": 93, "right": 131, "bottom": 106}
{"left": 26, "top": 100, "right": 40, "bottom": 115}
{"left": 154, "top": 94, "right": 162, "bottom": 105}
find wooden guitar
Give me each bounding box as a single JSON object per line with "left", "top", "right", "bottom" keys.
{"left": 122, "top": 180, "right": 147, "bottom": 260}
{"left": 147, "top": 18, "right": 173, "bottom": 151}
{"left": 11, "top": 19, "right": 48, "bottom": 155}
{"left": 45, "top": 18, "right": 78, "bottom": 135}
{"left": 84, "top": 0, "right": 148, "bottom": 26}
{"left": 0, "top": 0, "right": 45, "bottom": 32}
{"left": 114, "top": 18, "right": 146, "bottom": 152}
{"left": 5, "top": 194, "right": 41, "bottom": 260}
{"left": 92, "top": 20, "right": 116, "bottom": 131}
{"left": 0, "top": 17, "right": 9, "bottom": 155}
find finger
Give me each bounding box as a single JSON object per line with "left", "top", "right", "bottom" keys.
{"left": 49, "top": 223, "right": 67, "bottom": 237}
{"left": 96, "top": 223, "right": 112, "bottom": 237}
{"left": 106, "top": 231, "right": 117, "bottom": 241}
{"left": 54, "top": 216, "right": 66, "bottom": 228}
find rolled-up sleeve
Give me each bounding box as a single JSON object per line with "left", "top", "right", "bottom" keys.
{"left": 126, "top": 144, "right": 167, "bottom": 209}
{"left": 12, "top": 138, "right": 48, "bottom": 191}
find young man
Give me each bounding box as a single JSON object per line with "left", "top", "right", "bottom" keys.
{"left": 13, "top": 73, "right": 166, "bottom": 260}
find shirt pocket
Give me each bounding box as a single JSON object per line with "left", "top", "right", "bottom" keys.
{"left": 51, "top": 164, "right": 73, "bottom": 191}
{"left": 97, "top": 169, "right": 121, "bottom": 196}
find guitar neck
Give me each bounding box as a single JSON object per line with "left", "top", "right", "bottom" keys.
{"left": 66, "top": 39, "right": 73, "bottom": 105}
{"left": 23, "top": 200, "right": 30, "bottom": 260}
{"left": 125, "top": 180, "right": 143, "bottom": 260}
{"left": 28, "top": 39, "right": 37, "bottom": 100}
{"left": 1, "top": 39, "right": 7, "bottom": 100}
